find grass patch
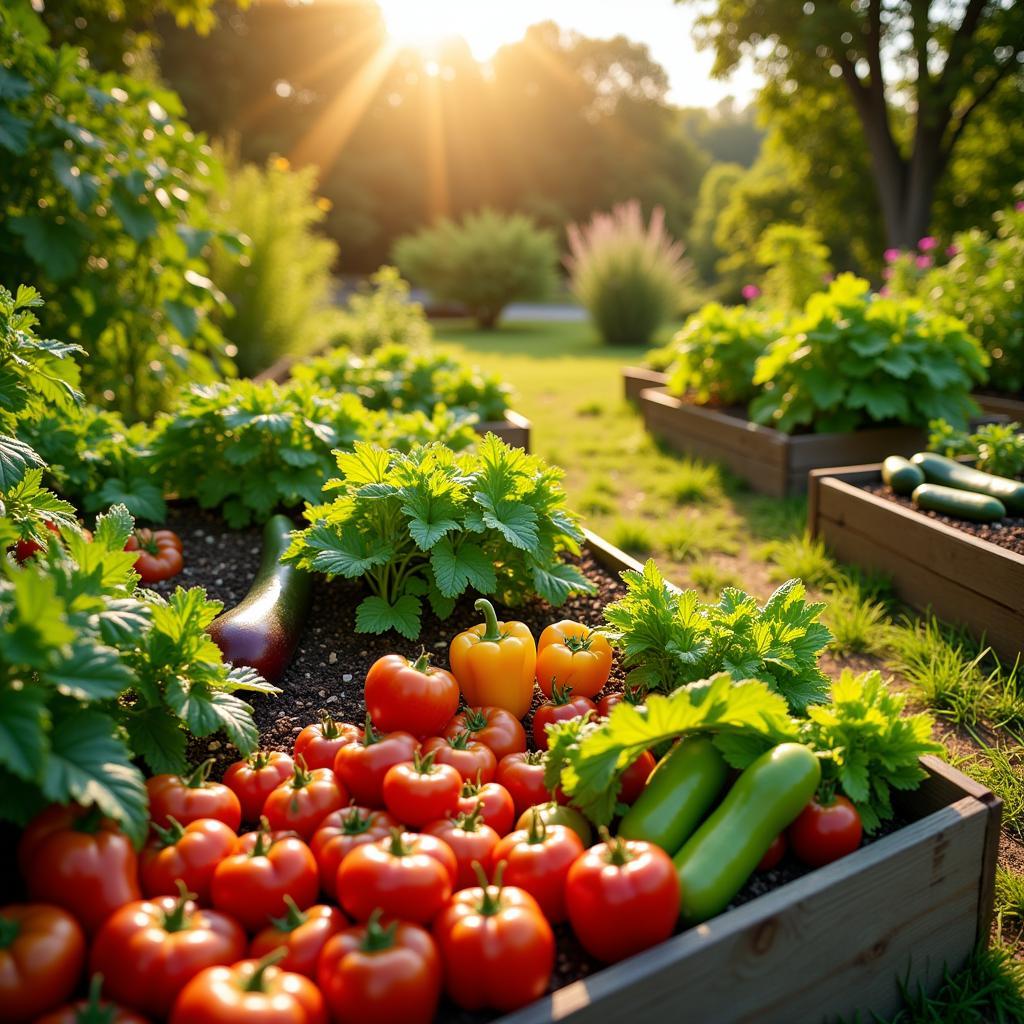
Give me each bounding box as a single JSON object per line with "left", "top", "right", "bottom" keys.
{"left": 660, "top": 510, "right": 740, "bottom": 563}
{"left": 607, "top": 518, "right": 657, "bottom": 556}
{"left": 575, "top": 398, "right": 605, "bottom": 416}
{"left": 659, "top": 458, "right": 723, "bottom": 504}
{"left": 689, "top": 562, "right": 742, "bottom": 595}
{"left": 760, "top": 533, "right": 838, "bottom": 588}
{"left": 825, "top": 578, "right": 889, "bottom": 657}
{"left": 740, "top": 495, "right": 806, "bottom": 541}
{"left": 995, "top": 866, "right": 1024, "bottom": 924}
{"left": 952, "top": 744, "right": 1024, "bottom": 840}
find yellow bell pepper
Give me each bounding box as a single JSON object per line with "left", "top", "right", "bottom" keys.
{"left": 449, "top": 599, "right": 536, "bottom": 719}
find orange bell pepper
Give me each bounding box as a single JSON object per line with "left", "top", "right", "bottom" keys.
{"left": 449, "top": 599, "right": 536, "bottom": 719}
{"left": 535, "top": 620, "right": 612, "bottom": 699}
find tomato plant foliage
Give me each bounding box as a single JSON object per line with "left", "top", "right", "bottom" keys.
{"left": 286, "top": 436, "right": 595, "bottom": 639}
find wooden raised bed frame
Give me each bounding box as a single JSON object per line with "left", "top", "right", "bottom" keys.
{"left": 501, "top": 531, "right": 1003, "bottom": 1024}
{"left": 636, "top": 387, "right": 927, "bottom": 497}
{"left": 974, "top": 391, "right": 1024, "bottom": 421}
{"left": 622, "top": 365, "right": 668, "bottom": 404}
{"left": 808, "top": 464, "right": 1024, "bottom": 664}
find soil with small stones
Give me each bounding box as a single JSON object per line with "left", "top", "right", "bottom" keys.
{"left": 864, "top": 482, "right": 1024, "bottom": 555}
{"left": 154, "top": 505, "right": 934, "bottom": 1018}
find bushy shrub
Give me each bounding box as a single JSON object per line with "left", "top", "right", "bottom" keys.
{"left": 755, "top": 224, "right": 832, "bottom": 312}
{"left": 566, "top": 201, "right": 692, "bottom": 347}
{"left": 0, "top": 5, "right": 235, "bottom": 422}
{"left": 208, "top": 155, "right": 339, "bottom": 376}
{"left": 751, "top": 274, "right": 987, "bottom": 433}
{"left": 666, "top": 304, "right": 774, "bottom": 407}
{"left": 149, "top": 379, "right": 477, "bottom": 527}
{"left": 889, "top": 193, "right": 1024, "bottom": 393}
{"left": 291, "top": 343, "right": 512, "bottom": 421}
{"left": 326, "top": 266, "right": 433, "bottom": 353}
{"left": 286, "top": 436, "right": 594, "bottom": 639}
{"left": 929, "top": 419, "right": 1024, "bottom": 478}
{"left": 394, "top": 211, "right": 558, "bottom": 329}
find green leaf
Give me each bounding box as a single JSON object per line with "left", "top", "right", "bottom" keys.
{"left": 0, "top": 686, "right": 49, "bottom": 781}
{"left": 0, "top": 66, "right": 32, "bottom": 100}
{"left": 222, "top": 665, "right": 281, "bottom": 695}
{"left": 111, "top": 188, "right": 157, "bottom": 243}
{"left": 47, "top": 643, "right": 132, "bottom": 701}
{"left": 166, "top": 683, "right": 258, "bottom": 754}
{"left": 303, "top": 525, "right": 394, "bottom": 578}
{"left": 94, "top": 598, "right": 153, "bottom": 646}
{"left": 0, "top": 433, "right": 44, "bottom": 489}
{"left": 0, "top": 110, "right": 29, "bottom": 155}
{"left": 126, "top": 707, "right": 187, "bottom": 776}
{"left": 41, "top": 710, "right": 149, "bottom": 846}
{"left": 355, "top": 594, "right": 422, "bottom": 640}
{"left": 531, "top": 560, "right": 594, "bottom": 606}
{"left": 50, "top": 151, "right": 99, "bottom": 211}
{"left": 96, "top": 479, "right": 166, "bottom": 523}
{"left": 427, "top": 586, "right": 456, "bottom": 620}
{"left": 163, "top": 300, "right": 198, "bottom": 340}
{"left": 429, "top": 538, "right": 496, "bottom": 598}
{"left": 8, "top": 216, "right": 81, "bottom": 281}
{"left": 476, "top": 496, "right": 538, "bottom": 550}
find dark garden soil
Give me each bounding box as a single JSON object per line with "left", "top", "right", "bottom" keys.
{"left": 864, "top": 482, "right": 1024, "bottom": 555}
{"left": 152, "top": 505, "right": 950, "bottom": 1016}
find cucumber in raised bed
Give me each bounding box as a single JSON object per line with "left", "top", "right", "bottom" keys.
{"left": 207, "top": 514, "right": 312, "bottom": 683}
{"left": 910, "top": 451, "right": 1024, "bottom": 514}
{"left": 881, "top": 455, "right": 924, "bottom": 496}
{"left": 911, "top": 483, "right": 1006, "bottom": 523}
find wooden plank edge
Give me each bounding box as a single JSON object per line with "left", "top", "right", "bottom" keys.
{"left": 637, "top": 387, "right": 788, "bottom": 447}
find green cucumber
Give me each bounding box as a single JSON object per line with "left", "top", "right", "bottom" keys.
{"left": 618, "top": 737, "right": 729, "bottom": 853}
{"left": 881, "top": 455, "right": 924, "bottom": 496}
{"left": 673, "top": 743, "right": 820, "bottom": 925}
{"left": 911, "top": 483, "right": 1006, "bottom": 523}
{"left": 910, "top": 452, "right": 1024, "bottom": 514}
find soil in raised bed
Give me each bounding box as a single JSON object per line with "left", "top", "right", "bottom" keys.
{"left": 864, "top": 482, "right": 1024, "bottom": 556}
{"left": 154, "top": 504, "right": 914, "bottom": 1021}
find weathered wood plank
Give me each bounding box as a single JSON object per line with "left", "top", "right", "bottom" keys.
{"left": 974, "top": 392, "right": 1024, "bottom": 420}
{"left": 478, "top": 409, "right": 531, "bottom": 451}
{"left": 622, "top": 367, "right": 668, "bottom": 404}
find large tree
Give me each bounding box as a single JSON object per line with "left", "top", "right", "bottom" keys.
{"left": 679, "top": 1, "right": 1024, "bottom": 247}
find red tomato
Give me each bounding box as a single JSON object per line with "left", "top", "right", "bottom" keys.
{"left": 316, "top": 911, "right": 441, "bottom": 1024}
{"left": 535, "top": 620, "right": 612, "bottom": 699}
{"left": 489, "top": 811, "right": 584, "bottom": 922}
{"left": 515, "top": 801, "right": 592, "bottom": 847}
{"left": 421, "top": 732, "right": 497, "bottom": 783}
{"left": 495, "top": 751, "right": 551, "bottom": 816}
{"left": 170, "top": 955, "right": 327, "bottom": 1024}
{"left": 336, "top": 832, "right": 456, "bottom": 924}
{"left": 433, "top": 871, "right": 554, "bottom": 1012}
{"left": 788, "top": 794, "right": 863, "bottom": 867}
{"left": 532, "top": 684, "right": 597, "bottom": 750}
{"left": 456, "top": 778, "right": 516, "bottom": 836}
{"left": 596, "top": 683, "right": 647, "bottom": 718}
{"left": 333, "top": 719, "right": 419, "bottom": 808}
{"left": 249, "top": 898, "right": 346, "bottom": 978}
{"left": 381, "top": 752, "right": 461, "bottom": 828}
{"left": 36, "top": 974, "right": 149, "bottom": 1024}
{"left": 210, "top": 823, "right": 319, "bottom": 932}
{"left": 365, "top": 652, "right": 460, "bottom": 737}
{"left": 14, "top": 519, "right": 61, "bottom": 562}
{"left": 90, "top": 890, "right": 246, "bottom": 1018}
{"left": 224, "top": 750, "right": 295, "bottom": 821}
{"left": 0, "top": 904, "right": 86, "bottom": 1022}
{"left": 757, "top": 832, "right": 787, "bottom": 872}
{"left": 125, "top": 529, "right": 184, "bottom": 583}
{"left": 424, "top": 805, "right": 501, "bottom": 890}
{"left": 18, "top": 805, "right": 141, "bottom": 935}
{"left": 618, "top": 750, "right": 657, "bottom": 804}
{"left": 146, "top": 761, "right": 242, "bottom": 832}
{"left": 262, "top": 763, "right": 346, "bottom": 839}
{"left": 139, "top": 817, "right": 237, "bottom": 905}
{"left": 310, "top": 805, "right": 400, "bottom": 899}
{"left": 565, "top": 834, "right": 678, "bottom": 963}
{"left": 293, "top": 716, "right": 360, "bottom": 771}
{"left": 443, "top": 706, "right": 526, "bottom": 761}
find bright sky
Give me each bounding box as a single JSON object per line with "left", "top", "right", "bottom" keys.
{"left": 376, "top": 0, "right": 760, "bottom": 106}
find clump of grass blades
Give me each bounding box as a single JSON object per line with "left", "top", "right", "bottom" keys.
{"left": 741, "top": 495, "right": 807, "bottom": 541}
{"left": 825, "top": 578, "right": 890, "bottom": 657}
{"left": 760, "top": 533, "right": 838, "bottom": 588}
{"left": 994, "top": 866, "right": 1024, "bottom": 924}
{"left": 608, "top": 518, "right": 656, "bottom": 556}
{"left": 660, "top": 511, "right": 739, "bottom": 563}
{"left": 661, "top": 458, "right": 723, "bottom": 504}
{"left": 951, "top": 744, "right": 1024, "bottom": 840}
{"left": 688, "top": 562, "right": 742, "bottom": 595}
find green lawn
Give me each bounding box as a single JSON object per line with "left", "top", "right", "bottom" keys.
{"left": 436, "top": 316, "right": 1024, "bottom": 1013}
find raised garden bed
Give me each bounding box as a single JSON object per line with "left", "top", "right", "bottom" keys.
{"left": 809, "top": 463, "right": 1024, "bottom": 664}
{"left": 159, "top": 510, "right": 1000, "bottom": 1024}
{"left": 622, "top": 366, "right": 668, "bottom": 404}
{"left": 638, "top": 387, "right": 927, "bottom": 497}
{"left": 974, "top": 390, "right": 1024, "bottom": 421}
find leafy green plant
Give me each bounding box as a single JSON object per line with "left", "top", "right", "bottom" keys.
{"left": 566, "top": 201, "right": 692, "bottom": 347}
{"left": 394, "top": 210, "right": 558, "bottom": 329}
{"left": 208, "top": 154, "right": 339, "bottom": 376}
{"left": 800, "top": 670, "right": 941, "bottom": 832}
{"left": 755, "top": 223, "right": 832, "bottom": 312}
{"left": 665, "top": 303, "right": 772, "bottom": 406}
{"left": 601, "top": 559, "right": 832, "bottom": 712}
{"left": 928, "top": 419, "right": 1024, "bottom": 478}
{"left": 0, "top": 5, "right": 236, "bottom": 422}
{"left": 750, "top": 274, "right": 988, "bottom": 433}
{"left": 0, "top": 504, "right": 276, "bottom": 844}
{"left": 292, "top": 343, "right": 512, "bottom": 422}
{"left": 285, "top": 436, "right": 594, "bottom": 639}
{"left": 150, "top": 378, "right": 476, "bottom": 528}
{"left": 328, "top": 266, "right": 433, "bottom": 354}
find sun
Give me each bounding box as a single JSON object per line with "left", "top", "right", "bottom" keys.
{"left": 376, "top": 0, "right": 513, "bottom": 61}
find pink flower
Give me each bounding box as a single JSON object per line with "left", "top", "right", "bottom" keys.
{"left": 946, "top": 244, "right": 959, "bottom": 257}
{"left": 881, "top": 267, "right": 893, "bottom": 280}
{"left": 883, "top": 248, "right": 901, "bottom": 262}
{"left": 879, "top": 286, "right": 891, "bottom": 297}
{"left": 918, "top": 236, "right": 937, "bottom": 251}
{"left": 1016, "top": 201, "right": 1024, "bottom": 212}
{"left": 915, "top": 255, "right": 933, "bottom": 269}
{"left": 741, "top": 284, "right": 761, "bottom": 301}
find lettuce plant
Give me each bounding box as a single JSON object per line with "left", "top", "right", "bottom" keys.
{"left": 928, "top": 419, "right": 1024, "bottom": 479}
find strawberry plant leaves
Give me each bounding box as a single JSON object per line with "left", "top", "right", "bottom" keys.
{"left": 47, "top": 643, "right": 132, "bottom": 701}
{"left": 125, "top": 706, "right": 187, "bottom": 776}
{"left": 531, "top": 560, "right": 592, "bottom": 606}
{"left": 475, "top": 495, "right": 538, "bottom": 550}
{"left": 0, "top": 433, "right": 44, "bottom": 488}
{"left": 0, "top": 686, "right": 49, "bottom": 780}
{"left": 165, "top": 680, "right": 258, "bottom": 754}
{"left": 96, "top": 478, "right": 166, "bottom": 523}
{"left": 222, "top": 665, "right": 280, "bottom": 695}
{"left": 94, "top": 598, "right": 152, "bottom": 646}
{"left": 355, "top": 595, "right": 422, "bottom": 640}
{"left": 430, "top": 538, "right": 496, "bottom": 598}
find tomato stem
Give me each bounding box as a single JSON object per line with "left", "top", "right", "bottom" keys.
{"left": 461, "top": 707, "right": 487, "bottom": 732}
{"left": 363, "top": 714, "right": 381, "bottom": 746}
{"left": 412, "top": 649, "right": 433, "bottom": 674}
{"left": 447, "top": 730, "right": 472, "bottom": 750}
{"left": 563, "top": 632, "right": 593, "bottom": 653}
{"left": 319, "top": 713, "right": 342, "bottom": 740}
{"left": 526, "top": 807, "right": 548, "bottom": 845}
{"left": 74, "top": 804, "right": 106, "bottom": 835}
{"left": 341, "top": 805, "right": 373, "bottom": 834}
{"left": 455, "top": 801, "right": 484, "bottom": 833}
{"left": 0, "top": 914, "right": 20, "bottom": 949}
{"left": 72, "top": 974, "right": 112, "bottom": 1024}
{"left": 550, "top": 680, "right": 574, "bottom": 705}
{"left": 474, "top": 859, "right": 505, "bottom": 915}
{"left": 360, "top": 909, "right": 398, "bottom": 952}
{"left": 474, "top": 598, "right": 503, "bottom": 643}
{"left": 387, "top": 828, "right": 412, "bottom": 857}
{"left": 161, "top": 880, "right": 196, "bottom": 933}
{"left": 413, "top": 749, "right": 437, "bottom": 774}
{"left": 599, "top": 827, "right": 636, "bottom": 867}
{"left": 182, "top": 758, "right": 214, "bottom": 789}
{"left": 249, "top": 750, "right": 271, "bottom": 770}
{"left": 290, "top": 758, "right": 313, "bottom": 789}
{"left": 241, "top": 949, "right": 286, "bottom": 992}
{"left": 251, "top": 817, "right": 274, "bottom": 858}
{"left": 151, "top": 816, "right": 187, "bottom": 849}
{"left": 268, "top": 894, "right": 307, "bottom": 933}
